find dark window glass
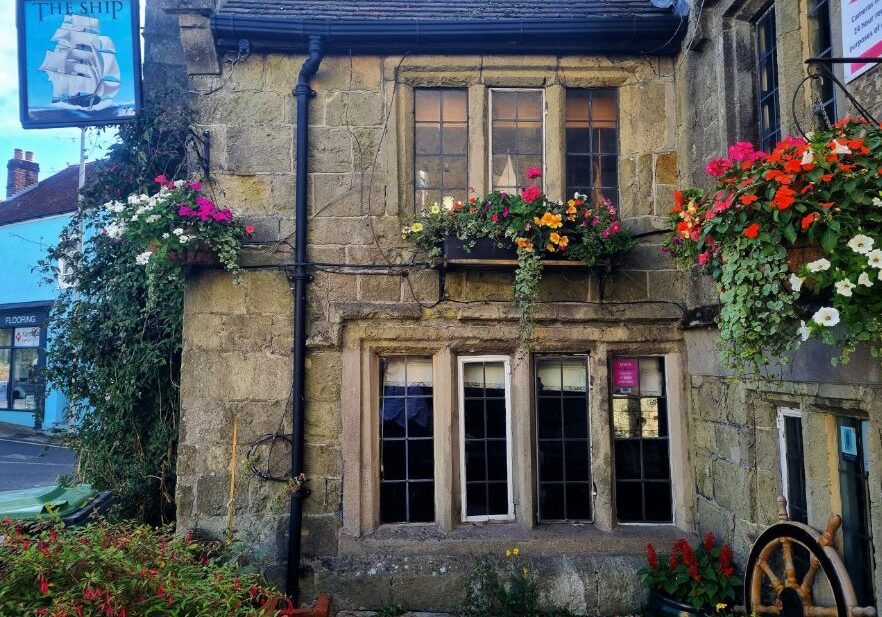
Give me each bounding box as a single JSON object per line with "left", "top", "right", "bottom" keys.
{"left": 756, "top": 7, "right": 781, "bottom": 153}
{"left": 535, "top": 357, "right": 591, "bottom": 522}
{"left": 380, "top": 356, "right": 434, "bottom": 523}
{"left": 838, "top": 417, "right": 876, "bottom": 607}
{"left": 611, "top": 357, "right": 672, "bottom": 523}
{"left": 415, "top": 89, "right": 468, "bottom": 210}
{"left": 0, "top": 327, "right": 42, "bottom": 411}
{"left": 462, "top": 360, "right": 510, "bottom": 518}
{"left": 782, "top": 414, "right": 808, "bottom": 524}
{"left": 491, "top": 90, "right": 544, "bottom": 192}
{"left": 565, "top": 89, "right": 619, "bottom": 207}
{"left": 809, "top": 0, "right": 837, "bottom": 123}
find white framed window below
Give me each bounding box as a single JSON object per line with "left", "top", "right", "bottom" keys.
{"left": 489, "top": 88, "right": 546, "bottom": 193}
{"left": 776, "top": 407, "right": 808, "bottom": 524}
{"left": 458, "top": 355, "right": 514, "bottom": 522}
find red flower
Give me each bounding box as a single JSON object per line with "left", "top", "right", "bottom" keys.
{"left": 526, "top": 167, "right": 543, "bottom": 180}
{"left": 521, "top": 184, "right": 542, "bottom": 203}
{"left": 801, "top": 213, "right": 819, "bottom": 231}
{"left": 646, "top": 543, "right": 659, "bottom": 572}
{"left": 37, "top": 573, "right": 49, "bottom": 594}
{"left": 771, "top": 186, "right": 796, "bottom": 210}
{"left": 783, "top": 159, "right": 802, "bottom": 173}
{"left": 674, "top": 190, "right": 684, "bottom": 207}
{"left": 698, "top": 251, "right": 710, "bottom": 266}
{"left": 739, "top": 194, "right": 758, "bottom": 206}
{"left": 705, "top": 158, "right": 732, "bottom": 177}
{"left": 820, "top": 173, "right": 834, "bottom": 182}
{"left": 703, "top": 532, "right": 715, "bottom": 552}
{"left": 245, "top": 225, "right": 255, "bottom": 235}
{"left": 744, "top": 223, "right": 760, "bottom": 238}
{"left": 688, "top": 563, "right": 702, "bottom": 582}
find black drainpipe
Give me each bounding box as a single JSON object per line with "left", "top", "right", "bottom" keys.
{"left": 287, "top": 34, "right": 324, "bottom": 604}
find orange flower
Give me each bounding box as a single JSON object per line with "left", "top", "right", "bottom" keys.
{"left": 545, "top": 243, "right": 555, "bottom": 252}
{"left": 739, "top": 194, "right": 758, "bottom": 206}
{"left": 558, "top": 235, "right": 569, "bottom": 249}
{"left": 838, "top": 163, "right": 856, "bottom": 172}
{"left": 743, "top": 223, "right": 760, "bottom": 239}
{"left": 674, "top": 190, "right": 684, "bottom": 207}
{"left": 677, "top": 221, "right": 690, "bottom": 238}
{"left": 550, "top": 232, "right": 561, "bottom": 244}
{"left": 820, "top": 173, "right": 834, "bottom": 182}
{"left": 783, "top": 159, "right": 802, "bottom": 173}
{"left": 534, "top": 212, "right": 563, "bottom": 229}
{"left": 800, "top": 212, "right": 819, "bottom": 231}
{"left": 771, "top": 186, "right": 796, "bottom": 210}
{"left": 516, "top": 237, "right": 534, "bottom": 251}
{"left": 821, "top": 201, "right": 834, "bottom": 209}
{"left": 672, "top": 203, "right": 683, "bottom": 213}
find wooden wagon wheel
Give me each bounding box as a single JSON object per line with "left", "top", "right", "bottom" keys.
{"left": 744, "top": 496, "right": 876, "bottom": 617}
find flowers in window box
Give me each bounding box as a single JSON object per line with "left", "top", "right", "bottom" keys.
{"left": 662, "top": 118, "right": 882, "bottom": 371}
{"left": 403, "top": 172, "right": 636, "bottom": 336}
{"left": 102, "top": 176, "right": 252, "bottom": 272}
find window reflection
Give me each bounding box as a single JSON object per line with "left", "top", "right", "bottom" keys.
{"left": 414, "top": 89, "right": 469, "bottom": 210}
{"left": 491, "top": 90, "right": 544, "bottom": 193}
{"left": 565, "top": 89, "right": 618, "bottom": 206}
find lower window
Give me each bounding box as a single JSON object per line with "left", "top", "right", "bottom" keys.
{"left": 610, "top": 356, "right": 672, "bottom": 523}
{"left": 0, "top": 327, "right": 42, "bottom": 411}
{"left": 535, "top": 356, "right": 592, "bottom": 521}
{"left": 460, "top": 357, "right": 512, "bottom": 520}
{"left": 777, "top": 408, "right": 808, "bottom": 524}
{"left": 379, "top": 356, "right": 435, "bottom": 523}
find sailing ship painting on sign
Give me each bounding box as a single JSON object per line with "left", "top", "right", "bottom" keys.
{"left": 16, "top": 0, "right": 142, "bottom": 129}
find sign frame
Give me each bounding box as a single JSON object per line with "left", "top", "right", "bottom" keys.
{"left": 16, "top": 0, "right": 143, "bottom": 129}
{"left": 841, "top": 0, "right": 882, "bottom": 83}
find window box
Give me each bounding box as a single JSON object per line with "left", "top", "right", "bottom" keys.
{"left": 441, "top": 236, "right": 605, "bottom": 269}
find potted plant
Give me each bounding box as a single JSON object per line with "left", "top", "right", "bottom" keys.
{"left": 640, "top": 535, "right": 740, "bottom": 617}
{"left": 103, "top": 175, "right": 253, "bottom": 272}
{"left": 663, "top": 118, "right": 882, "bottom": 372}
{"left": 404, "top": 168, "right": 636, "bottom": 335}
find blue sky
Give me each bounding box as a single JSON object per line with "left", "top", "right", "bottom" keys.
{"left": 0, "top": 3, "right": 146, "bottom": 195}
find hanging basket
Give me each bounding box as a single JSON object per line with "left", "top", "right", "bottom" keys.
{"left": 148, "top": 241, "right": 219, "bottom": 266}
{"left": 786, "top": 241, "right": 825, "bottom": 274}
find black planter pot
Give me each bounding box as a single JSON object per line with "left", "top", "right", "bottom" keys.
{"left": 443, "top": 236, "right": 517, "bottom": 262}
{"left": 648, "top": 592, "right": 703, "bottom": 617}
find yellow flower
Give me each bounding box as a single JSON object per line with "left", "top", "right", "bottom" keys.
{"left": 505, "top": 549, "right": 512, "bottom": 557}
{"left": 522, "top": 567, "right": 529, "bottom": 576}
{"left": 567, "top": 199, "right": 576, "bottom": 207}
{"left": 430, "top": 204, "right": 441, "bottom": 214}
{"left": 550, "top": 232, "right": 561, "bottom": 244}
{"left": 536, "top": 212, "right": 563, "bottom": 229}
{"left": 512, "top": 547, "right": 520, "bottom": 556}
{"left": 716, "top": 603, "right": 727, "bottom": 611}
{"left": 546, "top": 243, "right": 555, "bottom": 252}
{"left": 558, "top": 235, "right": 569, "bottom": 249}
{"left": 516, "top": 238, "right": 534, "bottom": 251}
{"left": 411, "top": 222, "right": 424, "bottom": 232}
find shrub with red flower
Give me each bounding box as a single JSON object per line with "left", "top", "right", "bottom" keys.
{"left": 639, "top": 534, "right": 741, "bottom": 611}
{"left": 663, "top": 119, "right": 882, "bottom": 373}
{"left": 0, "top": 519, "right": 283, "bottom": 616}
{"left": 103, "top": 176, "right": 253, "bottom": 274}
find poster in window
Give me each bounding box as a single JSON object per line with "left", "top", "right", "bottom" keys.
{"left": 16, "top": 0, "right": 142, "bottom": 129}
{"left": 840, "top": 425, "right": 858, "bottom": 458}
{"left": 14, "top": 327, "right": 40, "bottom": 347}
{"left": 0, "top": 381, "right": 6, "bottom": 403}
{"left": 841, "top": 0, "right": 882, "bottom": 83}
{"left": 612, "top": 358, "right": 638, "bottom": 394}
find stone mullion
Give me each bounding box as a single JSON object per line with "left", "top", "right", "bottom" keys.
{"left": 433, "top": 346, "right": 456, "bottom": 531}
{"left": 666, "top": 351, "right": 695, "bottom": 531}
{"left": 590, "top": 344, "right": 615, "bottom": 531}
{"left": 545, "top": 84, "right": 566, "bottom": 203}
{"left": 511, "top": 349, "right": 536, "bottom": 528}
{"left": 467, "top": 83, "right": 488, "bottom": 197}
{"left": 341, "top": 341, "right": 363, "bottom": 536}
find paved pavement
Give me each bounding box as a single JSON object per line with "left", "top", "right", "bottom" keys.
{"left": 0, "top": 422, "right": 77, "bottom": 492}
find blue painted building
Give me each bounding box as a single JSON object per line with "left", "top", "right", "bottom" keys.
{"left": 0, "top": 151, "right": 85, "bottom": 430}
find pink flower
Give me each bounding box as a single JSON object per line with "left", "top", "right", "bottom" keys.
{"left": 154, "top": 174, "right": 169, "bottom": 185}
{"left": 705, "top": 158, "right": 732, "bottom": 177}
{"left": 187, "top": 181, "right": 203, "bottom": 191}
{"left": 727, "top": 142, "right": 764, "bottom": 163}
{"left": 698, "top": 251, "right": 710, "bottom": 266}
{"left": 179, "top": 205, "right": 197, "bottom": 217}
{"left": 502, "top": 206, "right": 510, "bottom": 218}
{"left": 526, "top": 167, "right": 542, "bottom": 180}
{"left": 491, "top": 214, "right": 499, "bottom": 222}
{"left": 591, "top": 217, "right": 600, "bottom": 225}
{"left": 521, "top": 184, "right": 542, "bottom": 203}
{"left": 611, "top": 221, "right": 620, "bottom": 233}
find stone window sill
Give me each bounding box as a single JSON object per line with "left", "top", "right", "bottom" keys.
{"left": 339, "top": 521, "right": 692, "bottom": 557}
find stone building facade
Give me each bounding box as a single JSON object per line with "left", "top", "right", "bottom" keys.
{"left": 144, "top": 0, "right": 882, "bottom": 612}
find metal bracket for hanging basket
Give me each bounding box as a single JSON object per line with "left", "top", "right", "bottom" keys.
{"left": 795, "top": 57, "right": 882, "bottom": 135}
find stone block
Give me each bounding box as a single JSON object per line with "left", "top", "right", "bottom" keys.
{"left": 352, "top": 128, "right": 384, "bottom": 172}
{"left": 305, "top": 401, "right": 343, "bottom": 442}
{"left": 309, "top": 127, "right": 354, "bottom": 173}
{"left": 186, "top": 271, "right": 246, "bottom": 315}
{"left": 301, "top": 514, "right": 341, "bottom": 557}
{"left": 209, "top": 173, "right": 274, "bottom": 216}
{"left": 359, "top": 274, "right": 402, "bottom": 302}
{"left": 196, "top": 472, "right": 233, "bottom": 517}
{"left": 696, "top": 495, "right": 735, "bottom": 545}
{"left": 305, "top": 444, "right": 342, "bottom": 478}
{"left": 305, "top": 477, "right": 342, "bottom": 515}
{"left": 305, "top": 352, "right": 343, "bottom": 403}
{"left": 196, "top": 91, "right": 289, "bottom": 126}
{"left": 244, "top": 270, "right": 294, "bottom": 316}
{"left": 602, "top": 270, "right": 648, "bottom": 302}
{"left": 309, "top": 217, "right": 376, "bottom": 246}
{"left": 226, "top": 125, "right": 294, "bottom": 174}
{"left": 311, "top": 173, "right": 365, "bottom": 217}
{"left": 325, "top": 91, "right": 385, "bottom": 127}
{"left": 654, "top": 151, "right": 678, "bottom": 186}
{"left": 647, "top": 270, "right": 685, "bottom": 303}
{"left": 464, "top": 271, "right": 515, "bottom": 302}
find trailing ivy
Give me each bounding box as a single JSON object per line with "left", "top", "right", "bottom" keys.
{"left": 38, "top": 103, "right": 191, "bottom": 524}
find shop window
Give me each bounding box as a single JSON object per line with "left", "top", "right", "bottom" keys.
{"left": 809, "top": 0, "right": 837, "bottom": 123}
{"left": 0, "top": 326, "right": 42, "bottom": 411}
{"left": 777, "top": 408, "right": 808, "bottom": 524}
{"left": 490, "top": 89, "right": 544, "bottom": 193}
{"left": 414, "top": 89, "right": 469, "bottom": 210}
{"left": 565, "top": 89, "right": 619, "bottom": 207}
{"left": 837, "top": 417, "right": 875, "bottom": 606}
{"left": 459, "top": 357, "right": 512, "bottom": 521}
{"left": 535, "top": 356, "right": 591, "bottom": 522}
{"left": 610, "top": 357, "right": 672, "bottom": 523}
{"left": 379, "top": 356, "right": 435, "bottom": 523}
{"left": 756, "top": 6, "right": 781, "bottom": 153}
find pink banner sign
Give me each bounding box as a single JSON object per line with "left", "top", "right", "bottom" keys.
{"left": 612, "top": 358, "right": 638, "bottom": 391}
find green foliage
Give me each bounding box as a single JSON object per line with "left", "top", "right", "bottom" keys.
{"left": 37, "top": 104, "right": 191, "bottom": 524}
{"left": 377, "top": 604, "right": 406, "bottom": 617}
{"left": 662, "top": 119, "right": 882, "bottom": 373}
{"left": 639, "top": 535, "right": 740, "bottom": 612}
{"left": 0, "top": 518, "right": 286, "bottom": 616}
{"left": 459, "top": 551, "right": 577, "bottom": 617}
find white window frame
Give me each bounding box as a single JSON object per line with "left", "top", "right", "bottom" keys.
{"left": 56, "top": 257, "right": 76, "bottom": 289}
{"left": 776, "top": 406, "right": 803, "bottom": 516}
{"left": 614, "top": 354, "right": 676, "bottom": 527}
{"left": 488, "top": 88, "right": 547, "bottom": 193}
{"left": 533, "top": 354, "right": 595, "bottom": 524}
{"left": 458, "top": 355, "right": 514, "bottom": 523}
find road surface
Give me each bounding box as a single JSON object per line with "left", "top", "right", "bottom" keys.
{"left": 0, "top": 434, "right": 77, "bottom": 492}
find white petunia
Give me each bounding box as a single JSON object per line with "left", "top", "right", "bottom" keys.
{"left": 807, "top": 258, "right": 831, "bottom": 272}
{"left": 430, "top": 204, "right": 441, "bottom": 214}
{"left": 868, "top": 249, "right": 882, "bottom": 268}
{"left": 798, "top": 320, "right": 810, "bottom": 342}
{"left": 789, "top": 273, "right": 804, "bottom": 293}
{"left": 161, "top": 233, "right": 170, "bottom": 239}
{"left": 135, "top": 251, "right": 153, "bottom": 265}
{"left": 878, "top": 269, "right": 882, "bottom": 282}
{"left": 832, "top": 140, "right": 852, "bottom": 155}
{"left": 859, "top": 272, "right": 874, "bottom": 287}
{"left": 172, "top": 228, "right": 184, "bottom": 236}
{"left": 873, "top": 197, "right": 882, "bottom": 208}
{"left": 105, "top": 223, "right": 125, "bottom": 239}
{"left": 835, "top": 279, "right": 856, "bottom": 297}
{"left": 179, "top": 235, "right": 190, "bottom": 243}
{"left": 145, "top": 215, "right": 160, "bottom": 223}
{"left": 174, "top": 179, "right": 186, "bottom": 188}
{"left": 442, "top": 196, "right": 455, "bottom": 211}
{"left": 848, "top": 234, "right": 874, "bottom": 254}
{"left": 812, "top": 306, "right": 840, "bottom": 327}
{"left": 800, "top": 149, "right": 814, "bottom": 165}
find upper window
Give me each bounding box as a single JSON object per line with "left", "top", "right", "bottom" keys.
{"left": 756, "top": 6, "right": 781, "bottom": 153}
{"left": 380, "top": 356, "right": 435, "bottom": 524}
{"left": 565, "top": 89, "right": 619, "bottom": 207}
{"left": 777, "top": 407, "right": 808, "bottom": 524}
{"left": 414, "top": 89, "right": 469, "bottom": 210}
{"left": 535, "top": 356, "right": 592, "bottom": 522}
{"left": 809, "top": 0, "right": 837, "bottom": 123}
{"left": 610, "top": 357, "right": 672, "bottom": 523}
{"left": 0, "top": 327, "right": 42, "bottom": 411}
{"left": 490, "top": 89, "right": 544, "bottom": 193}
{"left": 459, "top": 357, "right": 513, "bottom": 521}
